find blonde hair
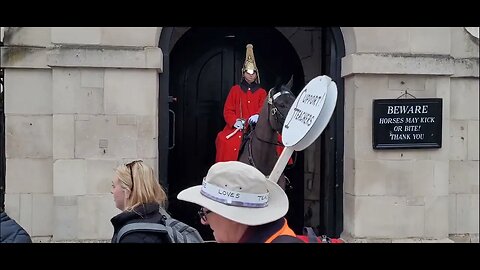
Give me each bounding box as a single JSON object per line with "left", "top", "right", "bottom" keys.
{"left": 115, "top": 161, "right": 167, "bottom": 211}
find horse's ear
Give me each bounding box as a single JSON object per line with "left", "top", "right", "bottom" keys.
{"left": 285, "top": 75, "right": 294, "bottom": 90}
{"left": 274, "top": 77, "right": 283, "bottom": 90}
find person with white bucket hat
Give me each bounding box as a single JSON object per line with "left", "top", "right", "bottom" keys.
{"left": 177, "top": 161, "right": 301, "bottom": 243}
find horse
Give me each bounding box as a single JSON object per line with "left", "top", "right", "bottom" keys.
{"left": 238, "top": 78, "right": 296, "bottom": 189}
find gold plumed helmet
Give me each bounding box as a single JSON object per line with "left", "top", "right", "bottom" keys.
{"left": 242, "top": 44, "right": 260, "bottom": 84}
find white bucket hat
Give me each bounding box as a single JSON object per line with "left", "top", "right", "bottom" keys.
{"left": 177, "top": 161, "right": 289, "bottom": 226}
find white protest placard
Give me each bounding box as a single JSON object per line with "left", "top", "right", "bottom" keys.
{"left": 268, "top": 75, "right": 337, "bottom": 183}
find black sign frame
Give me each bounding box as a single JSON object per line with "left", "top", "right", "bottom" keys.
{"left": 373, "top": 98, "right": 442, "bottom": 149}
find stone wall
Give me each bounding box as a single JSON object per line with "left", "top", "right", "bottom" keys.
{"left": 2, "top": 27, "right": 162, "bottom": 241}
{"left": 341, "top": 27, "right": 478, "bottom": 242}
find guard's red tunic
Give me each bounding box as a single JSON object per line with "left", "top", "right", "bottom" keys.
{"left": 215, "top": 84, "right": 267, "bottom": 162}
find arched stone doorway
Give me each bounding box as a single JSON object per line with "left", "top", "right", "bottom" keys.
{"left": 159, "top": 27, "right": 345, "bottom": 240}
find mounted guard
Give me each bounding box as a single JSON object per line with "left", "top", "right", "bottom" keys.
{"left": 215, "top": 44, "right": 267, "bottom": 162}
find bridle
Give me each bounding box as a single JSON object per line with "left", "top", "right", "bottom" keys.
{"left": 267, "top": 88, "right": 295, "bottom": 132}
{"left": 245, "top": 88, "right": 295, "bottom": 167}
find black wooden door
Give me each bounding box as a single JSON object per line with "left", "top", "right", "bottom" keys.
{"left": 167, "top": 28, "right": 305, "bottom": 240}
{"left": 168, "top": 31, "right": 234, "bottom": 240}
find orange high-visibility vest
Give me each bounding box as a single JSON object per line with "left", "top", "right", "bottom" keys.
{"left": 265, "top": 220, "right": 296, "bottom": 243}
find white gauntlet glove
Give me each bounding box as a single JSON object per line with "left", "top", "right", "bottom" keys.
{"left": 248, "top": 114, "right": 259, "bottom": 125}
{"left": 233, "top": 118, "right": 245, "bottom": 130}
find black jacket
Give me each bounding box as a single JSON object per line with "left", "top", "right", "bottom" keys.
{"left": 0, "top": 212, "right": 32, "bottom": 243}
{"left": 111, "top": 203, "right": 168, "bottom": 243}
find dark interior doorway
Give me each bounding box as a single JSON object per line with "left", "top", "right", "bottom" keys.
{"left": 165, "top": 27, "right": 305, "bottom": 240}
{"left": 159, "top": 27, "right": 345, "bottom": 240}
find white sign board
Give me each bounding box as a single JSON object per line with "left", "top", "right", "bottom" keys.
{"left": 268, "top": 75, "right": 337, "bottom": 183}
{"left": 282, "top": 75, "right": 337, "bottom": 151}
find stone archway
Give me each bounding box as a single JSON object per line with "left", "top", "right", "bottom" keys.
{"left": 159, "top": 27, "right": 350, "bottom": 238}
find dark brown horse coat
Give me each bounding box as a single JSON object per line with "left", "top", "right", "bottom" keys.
{"left": 238, "top": 84, "right": 296, "bottom": 189}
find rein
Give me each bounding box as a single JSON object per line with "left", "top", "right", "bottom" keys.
{"left": 246, "top": 128, "right": 283, "bottom": 167}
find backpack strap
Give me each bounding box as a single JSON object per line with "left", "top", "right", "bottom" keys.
{"left": 157, "top": 206, "right": 204, "bottom": 243}
{"left": 303, "top": 227, "right": 319, "bottom": 243}
{"left": 114, "top": 222, "right": 173, "bottom": 243}
{"left": 158, "top": 207, "right": 171, "bottom": 219}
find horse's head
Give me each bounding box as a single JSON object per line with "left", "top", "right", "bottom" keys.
{"left": 267, "top": 76, "right": 296, "bottom": 133}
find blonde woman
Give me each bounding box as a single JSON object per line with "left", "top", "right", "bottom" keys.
{"left": 110, "top": 160, "right": 168, "bottom": 243}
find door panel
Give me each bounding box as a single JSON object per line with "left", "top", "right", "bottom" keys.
{"left": 169, "top": 41, "right": 234, "bottom": 239}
